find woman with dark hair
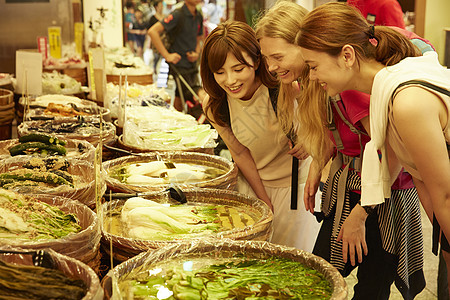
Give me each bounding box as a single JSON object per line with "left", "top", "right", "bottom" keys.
{"left": 200, "top": 20, "right": 320, "bottom": 251}
{"left": 296, "top": 2, "right": 450, "bottom": 295}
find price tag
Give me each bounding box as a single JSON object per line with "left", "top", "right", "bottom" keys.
{"left": 37, "top": 36, "right": 48, "bottom": 60}
{"left": 48, "top": 26, "right": 62, "bottom": 59}
{"left": 15, "top": 50, "right": 43, "bottom": 95}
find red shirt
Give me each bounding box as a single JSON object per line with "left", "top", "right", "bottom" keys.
{"left": 347, "top": 0, "right": 405, "bottom": 28}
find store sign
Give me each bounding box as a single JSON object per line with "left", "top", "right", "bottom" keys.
{"left": 48, "top": 26, "right": 62, "bottom": 59}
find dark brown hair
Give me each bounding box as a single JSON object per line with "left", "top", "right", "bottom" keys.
{"left": 295, "top": 2, "right": 420, "bottom": 66}
{"left": 200, "top": 20, "right": 278, "bottom": 127}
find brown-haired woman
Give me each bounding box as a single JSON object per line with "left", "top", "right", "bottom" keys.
{"left": 200, "top": 20, "right": 320, "bottom": 251}
{"left": 296, "top": 2, "right": 450, "bottom": 295}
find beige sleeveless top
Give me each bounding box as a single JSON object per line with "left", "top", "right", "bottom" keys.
{"left": 388, "top": 84, "right": 450, "bottom": 180}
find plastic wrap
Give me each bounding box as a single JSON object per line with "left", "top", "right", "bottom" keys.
{"left": 101, "top": 188, "right": 273, "bottom": 262}
{"left": 0, "top": 194, "right": 101, "bottom": 273}
{"left": 102, "top": 239, "right": 347, "bottom": 300}
{"left": 121, "top": 105, "right": 218, "bottom": 151}
{"left": 105, "top": 82, "right": 170, "bottom": 119}
{"left": 0, "top": 156, "right": 105, "bottom": 207}
{"left": 0, "top": 138, "right": 96, "bottom": 162}
{"left": 104, "top": 48, "right": 152, "bottom": 76}
{"left": 117, "top": 135, "right": 215, "bottom": 155}
{"left": 0, "top": 246, "right": 102, "bottom": 300}
{"left": 17, "top": 119, "right": 116, "bottom": 147}
{"left": 42, "top": 71, "right": 83, "bottom": 95}
{"left": 103, "top": 152, "right": 237, "bottom": 193}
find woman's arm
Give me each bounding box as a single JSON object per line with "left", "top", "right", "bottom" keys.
{"left": 207, "top": 112, "right": 273, "bottom": 211}
{"left": 392, "top": 87, "right": 450, "bottom": 239}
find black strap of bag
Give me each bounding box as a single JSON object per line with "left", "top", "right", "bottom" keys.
{"left": 268, "top": 87, "right": 299, "bottom": 210}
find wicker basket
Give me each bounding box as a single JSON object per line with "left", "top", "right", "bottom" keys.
{"left": 0, "top": 88, "right": 14, "bottom": 140}
{"left": 0, "top": 194, "right": 101, "bottom": 274}
{"left": 0, "top": 156, "right": 102, "bottom": 207}
{"left": 116, "top": 134, "right": 215, "bottom": 155}
{"left": 0, "top": 138, "right": 96, "bottom": 162}
{"left": 101, "top": 239, "right": 347, "bottom": 300}
{"left": 106, "top": 74, "right": 153, "bottom": 86}
{"left": 0, "top": 247, "right": 103, "bottom": 299}
{"left": 17, "top": 119, "right": 116, "bottom": 147}
{"left": 100, "top": 188, "right": 273, "bottom": 262}
{"left": 103, "top": 152, "right": 237, "bottom": 194}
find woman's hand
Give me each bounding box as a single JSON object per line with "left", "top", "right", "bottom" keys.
{"left": 337, "top": 204, "right": 368, "bottom": 266}
{"left": 287, "top": 141, "right": 309, "bottom": 160}
{"left": 304, "top": 160, "right": 321, "bottom": 214}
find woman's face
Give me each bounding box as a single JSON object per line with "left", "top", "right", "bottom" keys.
{"left": 259, "top": 36, "right": 304, "bottom": 85}
{"left": 300, "top": 47, "right": 351, "bottom": 97}
{"left": 213, "top": 52, "right": 259, "bottom": 100}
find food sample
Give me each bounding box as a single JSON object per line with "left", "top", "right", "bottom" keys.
{"left": 118, "top": 256, "right": 332, "bottom": 299}
{"left": 9, "top": 133, "right": 67, "bottom": 157}
{"left": 104, "top": 197, "right": 258, "bottom": 241}
{"left": 0, "top": 157, "right": 75, "bottom": 189}
{"left": 110, "top": 160, "right": 226, "bottom": 186}
{"left": 0, "top": 259, "right": 86, "bottom": 299}
{"left": 0, "top": 188, "right": 81, "bottom": 240}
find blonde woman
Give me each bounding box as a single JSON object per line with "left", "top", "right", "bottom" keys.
{"left": 200, "top": 20, "right": 320, "bottom": 251}
{"left": 255, "top": 1, "right": 427, "bottom": 298}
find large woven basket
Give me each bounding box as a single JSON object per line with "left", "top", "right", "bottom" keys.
{"left": 17, "top": 119, "right": 116, "bottom": 147}
{"left": 0, "top": 194, "right": 101, "bottom": 274}
{"left": 116, "top": 134, "right": 215, "bottom": 155}
{"left": 0, "top": 138, "right": 96, "bottom": 162}
{"left": 101, "top": 239, "right": 347, "bottom": 300}
{"left": 100, "top": 188, "right": 273, "bottom": 262}
{"left": 0, "top": 156, "right": 102, "bottom": 207}
{"left": 103, "top": 152, "right": 237, "bottom": 194}
{"left": 0, "top": 88, "right": 14, "bottom": 140}
{"left": 0, "top": 247, "right": 103, "bottom": 300}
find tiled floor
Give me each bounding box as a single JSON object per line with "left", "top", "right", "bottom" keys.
{"left": 345, "top": 205, "right": 439, "bottom": 299}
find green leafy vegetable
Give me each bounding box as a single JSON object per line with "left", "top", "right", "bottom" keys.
{"left": 120, "top": 257, "right": 332, "bottom": 299}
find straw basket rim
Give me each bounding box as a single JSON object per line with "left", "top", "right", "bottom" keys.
{"left": 102, "top": 152, "right": 238, "bottom": 193}
{"left": 102, "top": 239, "right": 347, "bottom": 300}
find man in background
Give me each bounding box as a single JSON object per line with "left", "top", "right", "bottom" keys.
{"left": 148, "top": 0, "right": 205, "bottom": 112}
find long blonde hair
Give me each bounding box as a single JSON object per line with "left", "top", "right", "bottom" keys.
{"left": 254, "top": 1, "right": 332, "bottom": 167}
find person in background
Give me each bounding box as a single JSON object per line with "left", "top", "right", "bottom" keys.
{"left": 202, "top": 0, "right": 224, "bottom": 33}
{"left": 125, "top": 1, "right": 136, "bottom": 54}
{"left": 346, "top": 0, "right": 405, "bottom": 28}
{"left": 296, "top": 2, "right": 450, "bottom": 298}
{"left": 200, "top": 20, "right": 321, "bottom": 251}
{"left": 148, "top": 0, "right": 205, "bottom": 111}
{"left": 130, "top": 9, "right": 148, "bottom": 58}
{"left": 148, "top": 0, "right": 165, "bottom": 74}
{"left": 256, "top": 2, "right": 426, "bottom": 298}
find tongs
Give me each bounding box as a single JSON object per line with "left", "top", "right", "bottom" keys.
{"left": 0, "top": 249, "right": 55, "bottom": 268}
{"left": 107, "top": 185, "right": 187, "bottom": 204}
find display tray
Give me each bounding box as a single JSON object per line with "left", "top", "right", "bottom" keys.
{"left": 0, "top": 138, "right": 96, "bottom": 161}
{"left": 101, "top": 239, "right": 347, "bottom": 300}
{"left": 0, "top": 156, "right": 101, "bottom": 207}
{"left": 106, "top": 74, "right": 153, "bottom": 86}
{"left": 100, "top": 188, "right": 273, "bottom": 262}
{"left": 116, "top": 134, "right": 215, "bottom": 155}
{"left": 17, "top": 119, "right": 116, "bottom": 147}
{"left": 103, "top": 151, "right": 237, "bottom": 193}
{"left": 0, "top": 247, "right": 103, "bottom": 300}
{"left": 0, "top": 193, "right": 101, "bottom": 273}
